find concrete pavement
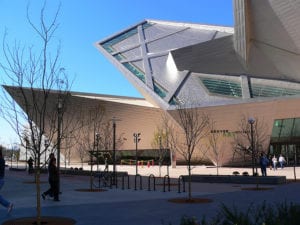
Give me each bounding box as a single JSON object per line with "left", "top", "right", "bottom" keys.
{"left": 0, "top": 165, "right": 300, "bottom": 225}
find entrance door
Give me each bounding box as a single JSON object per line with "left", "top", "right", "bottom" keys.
{"left": 269, "top": 144, "right": 300, "bottom": 166}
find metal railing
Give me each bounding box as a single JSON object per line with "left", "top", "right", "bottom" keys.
{"left": 148, "top": 174, "right": 156, "bottom": 191}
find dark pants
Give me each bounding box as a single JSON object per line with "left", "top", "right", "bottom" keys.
{"left": 44, "top": 179, "right": 59, "bottom": 200}
{"left": 261, "top": 166, "right": 267, "bottom": 176}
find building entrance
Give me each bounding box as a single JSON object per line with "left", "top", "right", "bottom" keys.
{"left": 269, "top": 144, "right": 300, "bottom": 166}
{"left": 269, "top": 117, "right": 300, "bottom": 166}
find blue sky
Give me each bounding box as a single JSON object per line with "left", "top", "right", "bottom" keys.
{"left": 0, "top": 0, "right": 233, "bottom": 146}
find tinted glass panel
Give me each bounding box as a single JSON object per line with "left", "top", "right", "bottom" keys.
{"left": 271, "top": 118, "right": 300, "bottom": 139}
{"left": 200, "top": 77, "right": 242, "bottom": 97}
{"left": 123, "top": 62, "right": 145, "bottom": 83}
{"left": 153, "top": 81, "right": 167, "bottom": 98}
{"left": 252, "top": 84, "right": 300, "bottom": 97}
{"left": 101, "top": 28, "right": 138, "bottom": 53}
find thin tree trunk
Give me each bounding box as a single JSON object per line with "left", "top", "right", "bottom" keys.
{"left": 294, "top": 146, "right": 297, "bottom": 181}
{"left": 35, "top": 169, "right": 41, "bottom": 225}
{"left": 188, "top": 162, "right": 192, "bottom": 200}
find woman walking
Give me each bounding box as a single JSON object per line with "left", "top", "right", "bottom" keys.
{"left": 42, "top": 157, "right": 59, "bottom": 201}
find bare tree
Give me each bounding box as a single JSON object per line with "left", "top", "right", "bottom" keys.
{"left": 74, "top": 104, "right": 128, "bottom": 190}
{"left": 0, "top": 3, "right": 70, "bottom": 224}
{"left": 207, "top": 119, "right": 226, "bottom": 175}
{"left": 232, "top": 115, "right": 269, "bottom": 175}
{"left": 151, "top": 127, "right": 170, "bottom": 177}
{"left": 168, "top": 103, "right": 210, "bottom": 200}
{"left": 77, "top": 103, "right": 105, "bottom": 187}
{"left": 62, "top": 130, "right": 76, "bottom": 168}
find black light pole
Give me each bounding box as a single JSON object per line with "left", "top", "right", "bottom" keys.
{"left": 133, "top": 133, "right": 141, "bottom": 175}
{"left": 248, "top": 117, "right": 255, "bottom": 176}
{"left": 95, "top": 133, "right": 100, "bottom": 171}
{"left": 24, "top": 137, "right": 28, "bottom": 170}
{"left": 159, "top": 135, "right": 162, "bottom": 177}
{"left": 57, "top": 98, "right": 63, "bottom": 192}
{"left": 112, "top": 118, "right": 116, "bottom": 184}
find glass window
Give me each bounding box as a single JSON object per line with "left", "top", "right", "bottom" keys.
{"left": 114, "top": 53, "right": 125, "bottom": 61}
{"left": 280, "top": 119, "right": 294, "bottom": 137}
{"left": 271, "top": 120, "right": 283, "bottom": 138}
{"left": 271, "top": 118, "right": 300, "bottom": 139}
{"left": 153, "top": 80, "right": 167, "bottom": 99}
{"left": 101, "top": 22, "right": 153, "bottom": 54}
{"left": 252, "top": 84, "right": 300, "bottom": 98}
{"left": 122, "top": 62, "right": 145, "bottom": 83}
{"left": 199, "top": 77, "right": 242, "bottom": 97}
{"left": 101, "top": 28, "right": 138, "bottom": 53}
{"left": 293, "top": 118, "right": 300, "bottom": 136}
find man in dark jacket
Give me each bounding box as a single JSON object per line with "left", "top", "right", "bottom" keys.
{"left": 259, "top": 152, "right": 269, "bottom": 176}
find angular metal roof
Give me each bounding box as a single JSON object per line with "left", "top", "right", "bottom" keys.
{"left": 95, "top": 0, "right": 300, "bottom": 110}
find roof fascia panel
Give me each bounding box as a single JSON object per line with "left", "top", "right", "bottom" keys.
{"left": 147, "top": 19, "right": 234, "bottom": 33}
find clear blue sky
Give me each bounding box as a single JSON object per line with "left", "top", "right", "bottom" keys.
{"left": 0, "top": 0, "right": 233, "bottom": 146}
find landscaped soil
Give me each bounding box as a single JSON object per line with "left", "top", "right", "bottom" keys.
{"left": 2, "top": 216, "right": 76, "bottom": 225}
{"left": 75, "top": 188, "right": 107, "bottom": 192}
{"left": 168, "top": 197, "right": 213, "bottom": 204}
{"left": 241, "top": 187, "right": 273, "bottom": 191}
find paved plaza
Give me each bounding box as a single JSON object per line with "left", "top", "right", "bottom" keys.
{"left": 0, "top": 164, "right": 300, "bottom": 225}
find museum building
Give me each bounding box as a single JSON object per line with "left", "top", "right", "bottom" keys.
{"left": 6, "top": 0, "right": 300, "bottom": 166}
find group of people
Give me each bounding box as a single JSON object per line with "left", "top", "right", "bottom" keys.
{"left": 271, "top": 154, "right": 286, "bottom": 170}
{"left": 260, "top": 153, "right": 286, "bottom": 176}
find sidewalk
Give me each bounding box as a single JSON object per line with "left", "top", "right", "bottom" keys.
{"left": 0, "top": 165, "right": 300, "bottom": 225}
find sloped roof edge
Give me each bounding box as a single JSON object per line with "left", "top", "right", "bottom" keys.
{"left": 3, "top": 85, "right": 157, "bottom": 108}
{"left": 147, "top": 19, "right": 234, "bottom": 33}
{"left": 95, "top": 19, "right": 234, "bottom": 45}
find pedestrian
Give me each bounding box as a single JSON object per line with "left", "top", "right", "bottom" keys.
{"left": 42, "top": 157, "right": 59, "bottom": 201}
{"left": 269, "top": 156, "right": 272, "bottom": 170}
{"left": 272, "top": 155, "right": 277, "bottom": 170}
{"left": 42, "top": 152, "right": 55, "bottom": 199}
{"left": 278, "top": 154, "right": 286, "bottom": 169}
{"left": 27, "top": 157, "right": 34, "bottom": 174}
{"left": 104, "top": 157, "right": 109, "bottom": 172}
{"left": 0, "top": 147, "right": 13, "bottom": 213}
{"left": 259, "top": 152, "right": 269, "bottom": 176}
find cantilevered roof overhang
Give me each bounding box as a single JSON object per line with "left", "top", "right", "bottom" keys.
{"left": 3, "top": 85, "right": 157, "bottom": 113}
{"left": 172, "top": 0, "right": 300, "bottom": 82}
{"left": 95, "top": 0, "right": 300, "bottom": 111}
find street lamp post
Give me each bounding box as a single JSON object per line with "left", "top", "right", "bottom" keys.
{"left": 133, "top": 133, "right": 141, "bottom": 175}
{"left": 24, "top": 137, "right": 28, "bottom": 170}
{"left": 95, "top": 133, "right": 100, "bottom": 171}
{"left": 112, "top": 119, "right": 116, "bottom": 184}
{"left": 57, "top": 98, "right": 63, "bottom": 192}
{"left": 248, "top": 117, "right": 255, "bottom": 176}
{"left": 159, "top": 135, "right": 162, "bottom": 177}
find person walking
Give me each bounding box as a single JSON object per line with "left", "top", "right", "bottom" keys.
{"left": 259, "top": 152, "right": 269, "bottom": 176}
{"left": 42, "top": 157, "right": 59, "bottom": 201}
{"left": 42, "top": 153, "right": 57, "bottom": 200}
{"left": 278, "top": 154, "right": 285, "bottom": 169}
{"left": 0, "top": 148, "right": 13, "bottom": 213}
{"left": 272, "top": 155, "right": 278, "bottom": 170}
{"left": 27, "top": 157, "right": 34, "bottom": 174}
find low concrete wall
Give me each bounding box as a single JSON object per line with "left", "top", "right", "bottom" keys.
{"left": 182, "top": 174, "right": 286, "bottom": 185}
